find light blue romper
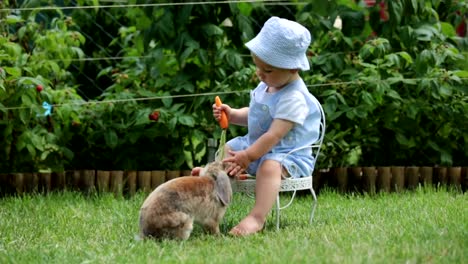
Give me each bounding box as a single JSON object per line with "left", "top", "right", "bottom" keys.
{"left": 227, "top": 78, "right": 321, "bottom": 178}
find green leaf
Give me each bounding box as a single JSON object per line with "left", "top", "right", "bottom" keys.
{"left": 18, "top": 108, "right": 29, "bottom": 125}
{"left": 320, "top": 89, "right": 337, "bottom": 97}
{"left": 2, "top": 42, "right": 22, "bottom": 56}
{"left": 134, "top": 109, "right": 151, "bottom": 126}
{"left": 161, "top": 93, "right": 173, "bottom": 107}
{"left": 198, "top": 49, "right": 208, "bottom": 65}
{"left": 17, "top": 77, "right": 39, "bottom": 86}
{"left": 178, "top": 115, "right": 195, "bottom": 127}
{"left": 386, "top": 77, "right": 402, "bottom": 85}
{"left": 180, "top": 46, "right": 195, "bottom": 62}
{"left": 410, "top": 0, "right": 418, "bottom": 13}
{"left": 225, "top": 50, "right": 243, "bottom": 69}
{"left": 440, "top": 22, "right": 456, "bottom": 37}
{"left": 237, "top": 2, "right": 253, "bottom": 16}
{"left": 397, "top": 51, "right": 413, "bottom": 66}
{"left": 104, "top": 130, "right": 118, "bottom": 149}
{"left": 440, "top": 151, "right": 453, "bottom": 166}
{"left": 453, "top": 70, "right": 468, "bottom": 78}
{"left": 438, "top": 85, "right": 452, "bottom": 97}
{"left": 406, "top": 105, "right": 419, "bottom": 119}
{"left": 26, "top": 144, "right": 36, "bottom": 157}
{"left": 6, "top": 15, "right": 24, "bottom": 24}
{"left": 168, "top": 117, "right": 177, "bottom": 131}
{"left": 61, "top": 147, "right": 74, "bottom": 160}
{"left": 3, "top": 67, "right": 21, "bottom": 77}
{"left": 361, "top": 91, "right": 374, "bottom": 105}
{"left": 40, "top": 150, "right": 51, "bottom": 161}
{"left": 395, "top": 133, "right": 416, "bottom": 148}
{"left": 386, "top": 89, "right": 402, "bottom": 100}
{"left": 202, "top": 24, "right": 223, "bottom": 37}
{"left": 324, "top": 96, "right": 338, "bottom": 112}
{"left": 402, "top": 78, "right": 418, "bottom": 85}
{"left": 414, "top": 25, "right": 437, "bottom": 41}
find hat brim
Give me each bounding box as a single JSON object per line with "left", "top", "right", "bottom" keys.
{"left": 245, "top": 36, "right": 310, "bottom": 71}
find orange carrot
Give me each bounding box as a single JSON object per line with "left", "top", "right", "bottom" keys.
{"left": 215, "top": 96, "right": 229, "bottom": 129}
{"left": 236, "top": 174, "right": 248, "bottom": 180}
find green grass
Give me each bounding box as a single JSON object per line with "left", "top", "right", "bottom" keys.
{"left": 0, "top": 188, "right": 466, "bottom": 264}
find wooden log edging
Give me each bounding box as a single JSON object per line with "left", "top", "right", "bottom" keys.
{"left": 320, "top": 166, "right": 467, "bottom": 195}
{"left": 0, "top": 170, "right": 186, "bottom": 197}
{"left": 0, "top": 166, "right": 467, "bottom": 196}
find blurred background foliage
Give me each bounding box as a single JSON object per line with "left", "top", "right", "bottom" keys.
{"left": 0, "top": 0, "right": 467, "bottom": 173}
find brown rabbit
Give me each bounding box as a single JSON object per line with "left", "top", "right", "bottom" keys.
{"left": 139, "top": 161, "right": 232, "bottom": 240}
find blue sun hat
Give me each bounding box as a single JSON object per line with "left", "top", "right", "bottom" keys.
{"left": 245, "top": 17, "right": 311, "bottom": 71}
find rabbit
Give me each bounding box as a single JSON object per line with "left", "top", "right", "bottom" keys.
{"left": 139, "top": 161, "right": 232, "bottom": 240}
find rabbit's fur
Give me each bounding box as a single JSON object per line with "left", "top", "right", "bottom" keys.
{"left": 139, "top": 161, "right": 232, "bottom": 240}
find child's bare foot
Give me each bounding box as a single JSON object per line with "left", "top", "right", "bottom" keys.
{"left": 229, "top": 215, "right": 264, "bottom": 236}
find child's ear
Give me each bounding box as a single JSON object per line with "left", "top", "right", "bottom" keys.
{"left": 290, "top": 69, "right": 299, "bottom": 74}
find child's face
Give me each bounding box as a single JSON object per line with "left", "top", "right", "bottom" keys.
{"left": 252, "top": 55, "right": 297, "bottom": 89}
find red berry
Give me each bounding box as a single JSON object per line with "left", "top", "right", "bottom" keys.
{"left": 36, "top": 85, "right": 43, "bottom": 92}
{"left": 149, "top": 111, "right": 160, "bottom": 121}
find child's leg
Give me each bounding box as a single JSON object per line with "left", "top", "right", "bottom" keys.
{"left": 229, "top": 159, "right": 282, "bottom": 236}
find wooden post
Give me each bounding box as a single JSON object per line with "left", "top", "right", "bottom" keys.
{"left": 52, "top": 172, "right": 66, "bottom": 191}
{"left": 377, "top": 167, "right": 391, "bottom": 193}
{"left": 335, "top": 167, "right": 348, "bottom": 193}
{"left": 165, "top": 170, "right": 180, "bottom": 181}
{"left": 434, "top": 167, "right": 448, "bottom": 187}
{"left": 181, "top": 170, "right": 192, "bottom": 177}
{"left": 125, "top": 170, "right": 137, "bottom": 196}
{"left": 462, "top": 167, "right": 468, "bottom": 193}
{"left": 110, "top": 170, "right": 123, "bottom": 197}
{"left": 349, "top": 167, "right": 362, "bottom": 193}
{"left": 23, "top": 173, "right": 38, "bottom": 193}
{"left": 97, "top": 170, "right": 110, "bottom": 193}
{"left": 151, "top": 170, "right": 166, "bottom": 190}
{"left": 81, "top": 170, "right": 96, "bottom": 194}
{"left": 405, "top": 166, "right": 420, "bottom": 190}
{"left": 362, "top": 167, "right": 377, "bottom": 195}
{"left": 448, "top": 167, "right": 462, "bottom": 190}
{"left": 312, "top": 169, "right": 324, "bottom": 194}
{"left": 70, "top": 170, "right": 81, "bottom": 191}
{"left": 39, "top": 172, "right": 52, "bottom": 193}
{"left": 138, "top": 171, "right": 151, "bottom": 193}
{"left": 14, "top": 173, "right": 24, "bottom": 195}
{"left": 390, "top": 166, "right": 405, "bottom": 192}
{"left": 420, "top": 166, "right": 433, "bottom": 187}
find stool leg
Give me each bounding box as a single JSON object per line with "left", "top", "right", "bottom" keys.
{"left": 309, "top": 187, "right": 317, "bottom": 224}
{"left": 276, "top": 195, "right": 281, "bottom": 230}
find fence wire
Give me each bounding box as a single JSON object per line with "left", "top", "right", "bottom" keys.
{"left": 1, "top": 1, "right": 466, "bottom": 109}
{"left": 1, "top": 0, "right": 310, "bottom": 100}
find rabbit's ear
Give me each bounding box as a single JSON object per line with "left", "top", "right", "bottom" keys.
{"left": 215, "top": 171, "right": 232, "bottom": 206}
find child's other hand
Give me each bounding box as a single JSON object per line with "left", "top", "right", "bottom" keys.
{"left": 223, "top": 150, "right": 250, "bottom": 176}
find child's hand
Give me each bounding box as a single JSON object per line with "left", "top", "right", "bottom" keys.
{"left": 223, "top": 150, "right": 250, "bottom": 176}
{"left": 213, "top": 103, "right": 231, "bottom": 123}
{"left": 191, "top": 167, "right": 202, "bottom": 176}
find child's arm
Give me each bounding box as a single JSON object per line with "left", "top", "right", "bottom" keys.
{"left": 224, "top": 118, "right": 294, "bottom": 175}
{"left": 213, "top": 104, "right": 248, "bottom": 126}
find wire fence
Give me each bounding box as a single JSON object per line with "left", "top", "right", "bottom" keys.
{"left": 1, "top": 0, "right": 466, "bottom": 109}
{"left": 2, "top": 0, "right": 313, "bottom": 102}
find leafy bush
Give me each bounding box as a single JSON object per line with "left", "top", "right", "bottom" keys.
{"left": 0, "top": 5, "right": 85, "bottom": 172}
{"left": 298, "top": 0, "right": 468, "bottom": 167}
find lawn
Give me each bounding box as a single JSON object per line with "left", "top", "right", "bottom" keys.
{"left": 0, "top": 187, "right": 466, "bottom": 264}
